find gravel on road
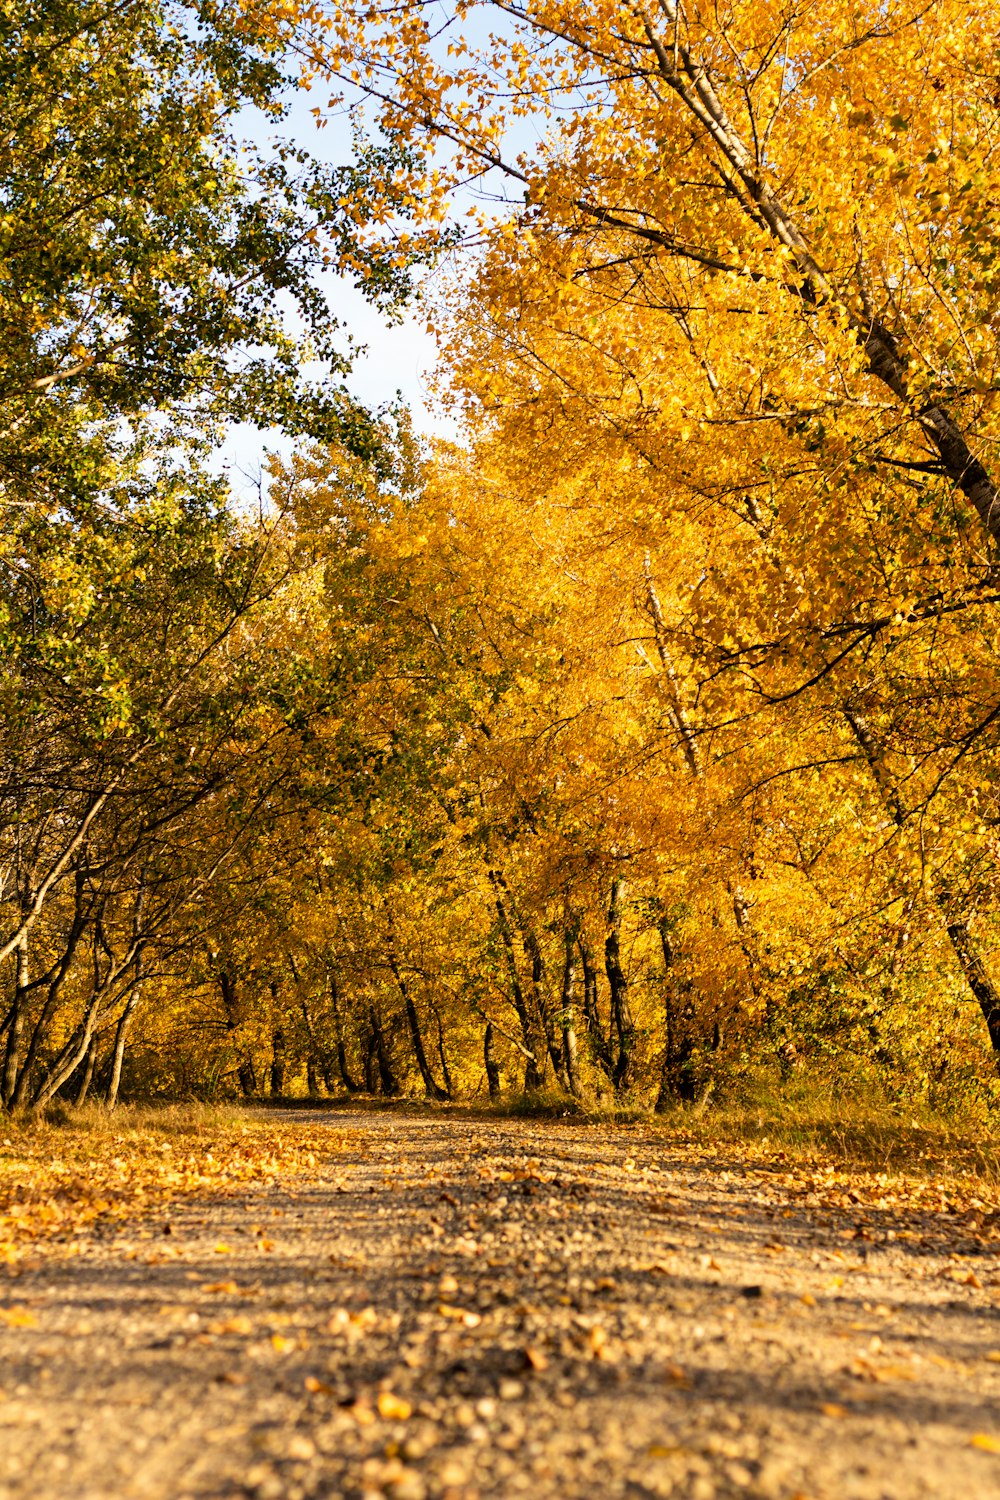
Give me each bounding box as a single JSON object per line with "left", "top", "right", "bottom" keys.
{"left": 2, "top": 1108, "right": 1000, "bottom": 1500}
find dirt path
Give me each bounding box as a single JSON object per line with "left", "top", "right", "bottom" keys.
{"left": 2, "top": 1109, "right": 1000, "bottom": 1500}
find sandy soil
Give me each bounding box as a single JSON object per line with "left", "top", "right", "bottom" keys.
{"left": 2, "top": 1108, "right": 1000, "bottom": 1500}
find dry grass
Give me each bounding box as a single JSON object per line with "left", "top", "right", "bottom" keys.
{"left": 478, "top": 1073, "right": 1000, "bottom": 1184}
{"left": 647, "top": 1078, "right": 1000, "bottom": 1186}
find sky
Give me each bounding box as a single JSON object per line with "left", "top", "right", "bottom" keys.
{"left": 212, "top": 3, "right": 570, "bottom": 501}
{"left": 215, "top": 87, "right": 463, "bottom": 501}
{"left": 214, "top": 277, "right": 456, "bottom": 501}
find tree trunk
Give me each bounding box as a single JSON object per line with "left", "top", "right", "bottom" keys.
{"left": 1, "top": 937, "right": 29, "bottom": 1108}
{"left": 388, "top": 954, "right": 447, "bottom": 1101}
{"left": 605, "top": 879, "right": 636, "bottom": 1091}
{"left": 561, "top": 928, "right": 582, "bottom": 1099}
{"left": 74, "top": 1033, "right": 98, "bottom": 1107}
{"left": 654, "top": 922, "right": 697, "bottom": 1108}
{"left": 490, "top": 877, "right": 543, "bottom": 1090}
{"left": 578, "top": 929, "right": 614, "bottom": 1077}
{"left": 363, "top": 1027, "right": 378, "bottom": 1094}
{"left": 12, "top": 871, "right": 90, "bottom": 1109}
{"left": 32, "top": 988, "right": 103, "bottom": 1107}
{"left": 484, "top": 1022, "right": 501, "bottom": 1101}
{"left": 106, "top": 985, "right": 141, "bottom": 1109}
{"left": 729, "top": 880, "right": 758, "bottom": 1016}
{"left": 270, "top": 1030, "right": 286, "bottom": 1097}
{"left": 429, "top": 996, "right": 454, "bottom": 1099}
{"left": 298, "top": 997, "right": 327, "bottom": 1096}
{"left": 328, "top": 972, "right": 362, "bottom": 1092}
{"left": 844, "top": 706, "right": 1000, "bottom": 1071}
{"left": 524, "top": 929, "right": 569, "bottom": 1089}
{"left": 268, "top": 980, "right": 286, "bottom": 1097}
{"left": 370, "top": 1005, "right": 399, "bottom": 1096}
{"left": 219, "top": 970, "right": 256, "bottom": 1098}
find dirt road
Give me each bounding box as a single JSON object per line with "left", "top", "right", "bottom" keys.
{"left": 2, "top": 1109, "right": 1000, "bottom": 1500}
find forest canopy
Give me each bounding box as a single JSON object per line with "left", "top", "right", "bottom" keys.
{"left": 5, "top": 0, "right": 1000, "bottom": 1115}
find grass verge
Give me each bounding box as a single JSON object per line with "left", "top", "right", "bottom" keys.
{"left": 0, "top": 1102, "right": 339, "bottom": 1264}
{"left": 659, "top": 1086, "right": 1000, "bottom": 1184}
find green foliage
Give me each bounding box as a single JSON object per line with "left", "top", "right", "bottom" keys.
{"left": 0, "top": 0, "right": 426, "bottom": 515}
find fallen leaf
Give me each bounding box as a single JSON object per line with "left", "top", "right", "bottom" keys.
{"left": 437, "top": 1303, "right": 481, "bottom": 1328}
{"left": 0, "top": 1306, "right": 36, "bottom": 1328}
{"left": 271, "top": 1334, "right": 296, "bottom": 1353}
{"left": 286, "top": 1435, "right": 316, "bottom": 1461}
{"left": 971, "top": 1434, "right": 1000, "bottom": 1454}
{"left": 523, "top": 1345, "right": 548, "bottom": 1372}
{"left": 588, "top": 1326, "right": 607, "bottom": 1357}
{"left": 874, "top": 1364, "right": 916, "bottom": 1382}
{"left": 377, "top": 1391, "right": 412, "bottom": 1420}
{"left": 821, "top": 1402, "right": 848, "bottom": 1419}
{"left": 210, "top": 1315, "right": 253, "bottom": 1336}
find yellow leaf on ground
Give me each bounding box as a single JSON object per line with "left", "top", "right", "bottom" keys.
{"left": 875, "top": 1364, "right": 916, "bottom": 1382}
{"left": 437, "top": 1303, "right": 481, "bottom": 1327}
{"left": 971, "top": 1434, "right": 1000, "bottom": 1454}
{"left": 271, "top": 1334, "right": 295, "bottom": 1353}
{"left": 377, "top": 1391, "right": 412, "bottom": 1420}
{"left": 210, "top": 1315, "right": 253, "bottom": 1336}
{"left": 0, "top": 1307, "right": 36, "bottom": 1328}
